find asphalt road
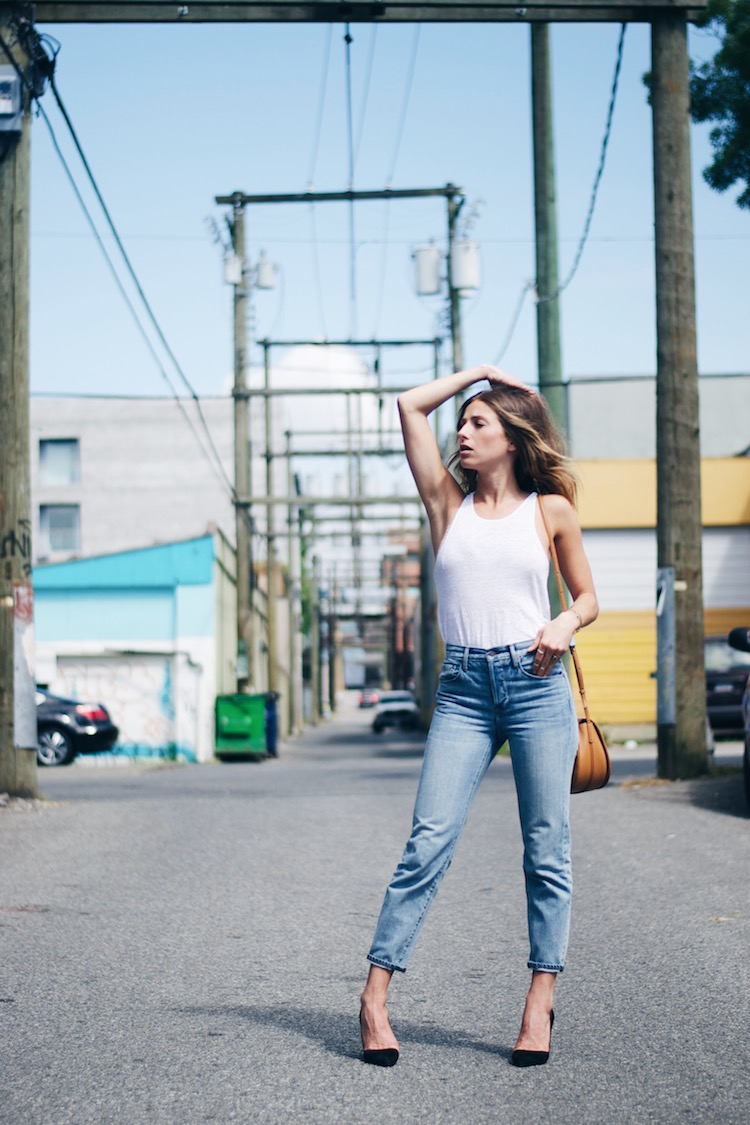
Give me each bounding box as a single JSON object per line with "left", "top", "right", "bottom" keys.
{"left": 1, "top": 698, "right": 748, "bottom": 1124}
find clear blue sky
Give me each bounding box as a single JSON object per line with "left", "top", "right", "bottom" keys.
{"left": 30, "top": 18, "right": 748, "bottom": 399}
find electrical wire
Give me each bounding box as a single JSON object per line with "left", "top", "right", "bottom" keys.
{"left": 306, "top": 24, "right": 333, "bottom": 190}
{"left": 35, "top": 105, "right": 230, "bottom": 488}
{"left": 308, "top": 205, "right": 328, "bottom": 339}
{"left": 306, "top": 25, "right": 333, "bottom": 338}
{"left": 344, "top": 24, "right": 357, "bottom": 338}
{"left": 353, "top": 26, "right": 378, "bottom": 174}
{"left": 493, "top": 282, "right": 535, "bottom": 365}
{"left": 372, "top": 25, "right": 422, "bottom": 336}
{"left": 493, "top": 24, "right": 627, "bottom": 362}
{"left": 385, "top": 25, "right": 421, "bottom": 188}
{"left": 0, "top": 28, "right": 253, "bottom": 536}
{"left": 537, "top": 23, "right": 628, "bottom": 305}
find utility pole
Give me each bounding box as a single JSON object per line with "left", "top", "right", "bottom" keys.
{"left": 0, "top": 23, "right": 37, "bottom": 798}
{"left": 651, "top": 14, "right": 707, "bottom": 779}
{"left": 446, "top": 191, "right": 465, "bottom": 373}
{"left": 263, "top": 342, "right": 278, "bottom": 698}
{"left": 286, "top": 430, "right": 302, "bottom": 734}
{"left": 310, "top": 555, "right": 321, "bottom": 724}
{"left": 229, "top": 195, "right": 253, "bottom": 691}
{"left": 531, "top": 24, "right": 567, "bottom": 434}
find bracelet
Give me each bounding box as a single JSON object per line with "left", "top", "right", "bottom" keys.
{"left": 570, "top": 607, "right": 584, "bottom": 632}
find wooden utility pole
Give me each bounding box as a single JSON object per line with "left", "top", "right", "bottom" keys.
{"left": 263, "top": 342, "right": 278, "bottom": 697}
{"left": 446, "top": 191, "right": 465, "bottom": 373}
{"left": 0, "top": 23, "right": 37, "bottom": 798}
{"left": 285, "top": 430, "right": 303, "bottom": 734}
{"left": 531, "top": 23, "right": 567, "bottom": 434}
{"left": 230, "top": 196, "right": 253, "bottom": 691}
{"left": 651, "top": 13, "right": 707, "bottom": 779}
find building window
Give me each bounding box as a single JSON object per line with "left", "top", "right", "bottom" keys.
{"left": 39, "top": 505, "right": 80, "bottom": 554}
{"left": 39, "top": 439, "right": 80, "bottom": 486}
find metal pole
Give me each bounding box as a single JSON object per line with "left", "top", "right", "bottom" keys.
{"left": 264, "top": 342, "right": 278, "bottom": 697}
{"left": 651, "top": 13, "right": 707, "bottom": 779}
{"left": 286, "top": 431, "right": 302, "bottom": 733}
{"left": 446, "top": 192, "right": 464, "bottom": 373}
{"left": 0, "top": 22, "right": 36, "bottom": 798}
{"left": 531, "top": 23, "right": 567, "bottom": 433}
{"left": 231, "top": 197, "right": 253, "bottom": 691}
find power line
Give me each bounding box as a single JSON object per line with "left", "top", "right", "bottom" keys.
{"left": 537, "top": 23, "right": 628, "bottom": 305}
{"left": 372, "top": 26, "right": 422, "bottom": 338}
{"left": 344, "top": 24, "right": 357, "bottom": 338}
{"left": 492, "top": 282, "right": 535, "bottom": 365}
{"left": 306, "top": 24, "right": 333, "bottom": 190}
{"left": 306, "top": 25, "right": 333, "bottom": 339}
{"left": 0, "top": 27, "right": 248, "bottom": 532}
{"left": 494, "top": 24, "right": 628, "bottom": 362}
{"left": 35, "top": 104, "right": 231, "bottom": 489}
{"left": 353, "top": 26, "right": 378, "bottom": 174}
{"left": 385, "top": 25, "right": 421, "bottom": 188}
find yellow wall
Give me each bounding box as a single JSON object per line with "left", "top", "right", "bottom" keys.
{"left": 577, "top": 458, "right": 750, "bottom": 529}
{"left": 576, "top": 608, "right": 750, "bottom": 726}
{"left": 572, "top": 457, "right": 750, "bottom": 725}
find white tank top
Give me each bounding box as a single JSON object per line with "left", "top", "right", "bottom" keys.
{"left": 434, "top": 492, "right": 550, "bottom": 648}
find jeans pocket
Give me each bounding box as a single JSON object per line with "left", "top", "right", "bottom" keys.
{"left": 438, "top": 662, "right": 462, "bottom": 683}
{"left": 517, "top": 653, "right": 564, "bottom": 682}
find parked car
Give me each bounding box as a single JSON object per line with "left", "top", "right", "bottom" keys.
{"left": 358, "top": 688, "right": 380, "bottom": 709}
{"left": 372, "top": 690, "right": 420, "bottom": 734}
{"left": 704, "top": 634, "right": 750, "bottom": 739}
{"left": 36, "top": 689, "right": 119, "bottom": 767}
{"left": 726, "top": 628, "right": 750, "bottom": 807}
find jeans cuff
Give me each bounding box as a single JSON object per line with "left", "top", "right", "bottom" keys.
{"left": 528, "top": 961, "right": 564, "bottom": 973}
{"left": 367, "top": 955, "right": 406, "bottom": 974}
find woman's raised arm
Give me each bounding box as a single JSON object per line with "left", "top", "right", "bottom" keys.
{"left": 397, "top": 367, "right": 484, "bottom": 550}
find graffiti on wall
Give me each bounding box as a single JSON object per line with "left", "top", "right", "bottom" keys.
{"left": 1, "top": 519, "right": 32, "bottom": 580}
{"left": 56, "top": 653, "right": 200, "bottom": 761}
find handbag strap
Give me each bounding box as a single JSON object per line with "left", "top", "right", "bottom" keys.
{"left": 536, "top": 492, "right": 591, "bottom": 724}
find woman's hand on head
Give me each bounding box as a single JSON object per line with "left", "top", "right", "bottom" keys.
{"left": 481, "top": 365, "right": 538, "bottom": 395}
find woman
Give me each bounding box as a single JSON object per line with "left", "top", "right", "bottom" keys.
{"left": 359, "top": 364, "right": 598, "bottom": 1068}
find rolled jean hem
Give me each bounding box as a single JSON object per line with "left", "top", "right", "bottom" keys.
{"left": 528, "top": 961, "right": 564, "bottom": 973}
{"left": 367, "top": 955, "right": 406, "bottom": 974}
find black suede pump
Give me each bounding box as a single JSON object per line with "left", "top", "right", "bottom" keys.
{"left": 359, "top": 1010, "right": 399, "bottom": 1067}
{"left": 511, "top": 1009, "right": 554, "bottom": 1068}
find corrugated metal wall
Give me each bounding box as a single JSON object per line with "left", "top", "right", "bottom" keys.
{"left": 577, "top": 527, "right": 750, "bottom": 724}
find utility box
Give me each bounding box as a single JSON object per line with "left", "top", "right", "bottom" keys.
{"left": 0, "top": 67, "right": 23, "bottom": 134}
{"left": 215, "top": 693, "right": 267, "bottom": 760}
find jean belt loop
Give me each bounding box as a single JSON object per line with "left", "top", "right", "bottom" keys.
{"left": 509, "top": 642, "right": 521, "bottom": 668}
{"left": 462, "top": 647, "right": 470, "bottom": 672}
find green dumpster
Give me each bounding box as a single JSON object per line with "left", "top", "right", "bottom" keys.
{"left": 215, "top": 694, "right": 267, "bottom": 760}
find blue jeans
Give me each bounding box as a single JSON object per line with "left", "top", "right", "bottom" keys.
{"left": 367, "top": 642, "right": 579, "bottom": 974}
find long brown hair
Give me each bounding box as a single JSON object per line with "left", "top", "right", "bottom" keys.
{"left": 448, "top": 384, "right": 578, "bottom": 505}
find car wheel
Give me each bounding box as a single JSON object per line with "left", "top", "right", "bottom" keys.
{"left": 37, "top": 728, "right": 76, "bottom": 767}
{"left": 744, "top": 738, "right": 750, "bottom": 808}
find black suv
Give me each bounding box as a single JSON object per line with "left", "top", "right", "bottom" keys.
{"left": 36, "top": 689, "right": 119, "bottom": 767}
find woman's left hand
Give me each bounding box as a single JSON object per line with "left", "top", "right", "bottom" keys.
{"left": 528, "top": 617, "right": 576, "bottom": 677}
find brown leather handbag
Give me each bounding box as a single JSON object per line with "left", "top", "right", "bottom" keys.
{"left": 538, "top": 495, "right": 611, "bottom": 794}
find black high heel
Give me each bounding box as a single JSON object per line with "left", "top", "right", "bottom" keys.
{"left": 511, "top": 1009, "right": 554, "bottom": 1068}
{"left": 359, "top": 1009, "right": 400, "bottom": 1067}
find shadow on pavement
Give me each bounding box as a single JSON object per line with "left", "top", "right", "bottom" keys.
{"left": 177, "top": 1002, "right": 512, "bottom": 1063}
{"left": 621, "top": 767, "right": 749, "bottom": 820}
{"left": 683, "top": 770, "right": 749, "bottom": 820}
